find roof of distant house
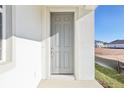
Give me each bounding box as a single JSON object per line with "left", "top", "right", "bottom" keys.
{"left": 95, "top": 40, "right": 108, "bottom": 44}
{"left": 109, "top": 40, "right": 124, "bottom": 44}
{"left": 95, "top": 40, "right": 104, "bottom": 43}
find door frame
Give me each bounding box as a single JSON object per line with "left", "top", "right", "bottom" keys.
{"left": 45, "top": 6, "right": 78, "bottom": 79}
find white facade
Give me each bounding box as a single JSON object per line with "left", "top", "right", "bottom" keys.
{"left": 107, "top": 44, "right": 124, "bottom": 48}
{"left": 0, "top": 5, "right": 96, "bottom": 87}
{"left": 95, "top": 42, "right": 104, "bottom": 48}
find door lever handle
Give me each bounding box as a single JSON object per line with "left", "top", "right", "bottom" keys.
{"left": 51, "top": 51, "right": 54, "bottom": 56}
{"left": 51, "top": 48, "right": 54, "bottom": 56}
{"left": 51, "top": 48, "right": 54, "bottom": 51}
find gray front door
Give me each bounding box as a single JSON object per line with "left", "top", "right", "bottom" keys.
{"left": 50, "top": 12, "right": 74, "bottom": 75}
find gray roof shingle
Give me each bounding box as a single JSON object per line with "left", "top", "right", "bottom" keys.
{"left": 110, "top": 40, "right": 124, "bottom": 44}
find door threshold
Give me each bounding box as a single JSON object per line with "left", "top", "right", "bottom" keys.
{"left": 50, "top": 75, "right": 75, "bottom": 80}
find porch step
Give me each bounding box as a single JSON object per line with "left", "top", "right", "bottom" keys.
{"left": 38, "top": 80, "right": 103, "bottom": 88}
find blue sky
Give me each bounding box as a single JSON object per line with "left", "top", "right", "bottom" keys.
{"left": 95, "top": 5, "right": 124, "bottom": 43}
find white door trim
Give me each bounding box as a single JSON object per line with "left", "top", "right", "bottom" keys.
{"left": 45, "top": 6, "right": 78, "bottom": 79}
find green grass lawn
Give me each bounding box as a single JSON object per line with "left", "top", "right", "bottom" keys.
{"left": 95, "top": 64, "right": 124, "bottom": 88}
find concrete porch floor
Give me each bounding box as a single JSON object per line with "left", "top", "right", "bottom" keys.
{"left": 37, "top": 80, "right": 103, "bottom": 88}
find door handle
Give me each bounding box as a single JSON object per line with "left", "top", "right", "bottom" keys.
{"left": 51, "top": 51, "right": 54, "bottom": 56}
{"left": 51, "top": 48, "right": 54, "bottom": 51}
{"left": 51, "top": 48, "right": 54, "bottom": 56}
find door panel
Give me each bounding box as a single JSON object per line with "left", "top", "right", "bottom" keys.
{"left": 51, "top": 12, "right": 74, "bottom": 74}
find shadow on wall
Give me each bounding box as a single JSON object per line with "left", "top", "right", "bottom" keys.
{"left": 14, "top": 6, "right": 94, "bottom": 42}
{"left": 0, "top": 5, "right": 14, "bottom": 73}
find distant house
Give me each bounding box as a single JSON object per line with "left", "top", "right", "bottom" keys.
{"left": 95, "top": 40, "right": 107, "bottom": 48}
{"left": 107, "top": 40, "right": 124, "bottom": 48}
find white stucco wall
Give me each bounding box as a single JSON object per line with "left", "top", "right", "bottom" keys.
{"left": 0, "top": 5, "right": 44, "bottom": 87}
{"left": 14, "top": 5, "right": 43, "bottom": 87}
{"left": 75, "top": 11, "right": 94, "bottom": 80}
